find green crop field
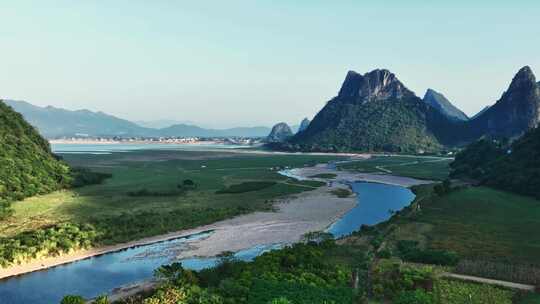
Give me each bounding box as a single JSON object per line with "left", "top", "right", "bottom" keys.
{"left": 0, "top": 150, "right": 346, "bottom": 265}
{"left": 338, "top": 155, "right": 453, "bottom": 181}
{"left": 389, "top": 185, "right": 540, "bottom": 267}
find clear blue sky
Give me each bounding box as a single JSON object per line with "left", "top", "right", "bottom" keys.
{"left": 1, "top": 1, "right": 539, "bottom": 128}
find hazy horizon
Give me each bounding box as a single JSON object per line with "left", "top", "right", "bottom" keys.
{"left": 1, "top": 1, "right": 539, "bottom": 128}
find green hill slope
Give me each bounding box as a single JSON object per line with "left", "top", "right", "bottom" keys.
{"left": 0, "top": 100, "right": 70, "bottom": 218}
{"left": 450, "top": 126, "right": 540, "bottom": 198}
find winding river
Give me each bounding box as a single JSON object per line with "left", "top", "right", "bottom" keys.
{"left": 0, "top": 180, "right": 414, "bottom": 304}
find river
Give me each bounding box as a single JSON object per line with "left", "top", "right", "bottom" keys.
{"left": 0, "top": 169, "right": 414, "bottom": 303}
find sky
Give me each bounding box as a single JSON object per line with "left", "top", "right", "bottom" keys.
{"left": 0, "top": 1, "right": 539, "bottom": 128}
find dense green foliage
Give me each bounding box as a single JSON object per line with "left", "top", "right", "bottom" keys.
{"left": 114, "top": 241, "right": 357, "bottom": 304}
{"left": 0, "top": 222, "right": 97, "bottom": 266}
{"left": 372, "top": 259, "right": 436, "bottom": 300}
{"left": 216, "top": 181, "right": 277, "bottom": 194}
{"left": 0, "top": 100, "right": 71, "bottom": 218}
{"left": 60, "top": 295, "right": 85, "bottom": 304}
{"left": 70, "top": 168, "right": 112, "bottom": 188}
{"left": 396, "top": 240, "right": 459, "bottom": 266}
{"left": 451, "top": 127, "right": 540, "bottom": 198}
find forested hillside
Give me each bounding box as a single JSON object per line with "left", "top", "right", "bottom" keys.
{"left": 450, "top": 126, "right": 540, "bottom": 198}
{"left": 0, "top": 100, "right": 71, "bottom": 218}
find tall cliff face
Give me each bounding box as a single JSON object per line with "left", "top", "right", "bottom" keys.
{"left": 468, "top": 66, "right": 540, "bottom": 139}
{"left": 423, "top": 89, "right": 469, "bottom": 121}
{"left": 266, "top": 122, "right": 293, "bottom": 143}
{"left": 337, "top": 69, "right": 415, "bottom": 104}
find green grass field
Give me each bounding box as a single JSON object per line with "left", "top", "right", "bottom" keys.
{"left": 338, "top": 155, "right": 453, "bottom": 180}
{"left": 389, "top": 185, "right": 540, "bottom": 266}
{"left": 0, "top": 150, "right": 344, "bottom": 240}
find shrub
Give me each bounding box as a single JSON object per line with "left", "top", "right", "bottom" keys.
{"left": 70, "top": 168, "right": 112, "bottom": 188}
{"left": 372, "top": 259, "right": 435, "bottom": 300}
{"left": 216, "top": 181, "right": 276, "bottom": 194}
{"left": 330, "top": 188, "right": 352, "bottom": 198}
{"left": 394, "top": 290, "right": 434, "bottom": 304}
{"left": 60, "top": 295, "right": 85, "bottom": 304}
{"left": 94, "top": 295, "right": 110, "bottom": 304}
{"left": 396, "top": 240, "right": 459, "bottom": 266}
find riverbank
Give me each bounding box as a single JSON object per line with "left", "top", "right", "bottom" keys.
{"left": 0, "top": 182, "right": 357, "bottom": 280}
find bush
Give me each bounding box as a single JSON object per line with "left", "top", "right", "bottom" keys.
{"left": 127, "top": 188, "right": 184, "bottom": 197}
{"left": 394, "top": 290, "right": 434, "bottom": 304}
{"left": 396, "top": 240, "right": 459, "bottom": 266}
{"left": 94, "top": 295, "right": 109, "bottom": 304}
{"left": 60, "top": 295, "right": 85, "bottom": 304}
{"left": 216, "top": 181, "right": 276, "bottom": 194}
{"left": 372, "top": 259, "right": 435, "bottom": 300}
{"left": 70, "top": 168, "right": 112, "bottom": 188}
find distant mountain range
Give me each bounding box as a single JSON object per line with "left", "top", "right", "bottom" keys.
{"left": 3, "top": 100, "right": 271, "bottom": 138}
{"left": 134, "top": 119, "right": 199, "bottom": 129}
{"left": 273, "top": 66, "right": 540, "bottom": 153}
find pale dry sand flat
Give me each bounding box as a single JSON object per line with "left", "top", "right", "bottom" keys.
{"left": 174, "top": 183, "right": 357, "bottom": 259}
{"left": 283, "top": 164, "right": 434, "bottom": 188}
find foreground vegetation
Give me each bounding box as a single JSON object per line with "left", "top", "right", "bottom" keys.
{"left": 0, "top": 150, "right": 344, "bottom": 266}
{"left": 67, "top": 238, "right": 532, "bottom": 304}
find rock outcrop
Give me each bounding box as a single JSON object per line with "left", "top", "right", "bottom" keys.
{"left": 266, "top": 122, "right": 293, "bottom": 142}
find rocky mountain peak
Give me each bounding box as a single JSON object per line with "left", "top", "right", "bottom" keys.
{"left": 298, "top": 118, "right": 310, "bottom": 133}
{"left": 507, "top": 66, "right": 536, "bottom": 92}
{"left": 470, "top": 66, "right": 540, "bottom": 139}
{"left": 337, "top": 69, "right": 414, "bottom": 103}
{"left": 423, "top": 88, "right": 468, "bottom": 121}
{"left": 266, "top": 122, "right": 293, "bottom": 143}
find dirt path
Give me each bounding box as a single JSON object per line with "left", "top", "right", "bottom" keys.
{"left": 443, "top": 273, "right": 536, "bottom": 291}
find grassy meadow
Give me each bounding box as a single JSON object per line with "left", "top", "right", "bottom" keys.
{"left": 1, "top": 150, "right": 346, "bottom": 239}
{"left": 0, "top": 149, "right": 347, "bottom": 265}
{"left": 338, "top": 155, "right": 453, "bottom": 180}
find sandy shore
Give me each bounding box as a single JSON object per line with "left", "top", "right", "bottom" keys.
{"left": 283, "top": 164, "right": 435, "bottom": 187}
